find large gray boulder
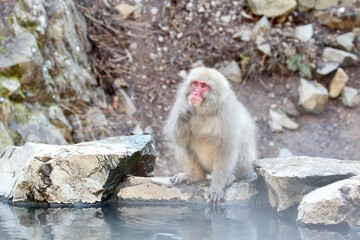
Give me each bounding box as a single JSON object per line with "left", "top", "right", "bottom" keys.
{"left": 297, "top": 176, "right": 360, "bottom": 228}
{"left": 0, "top": 135, "right": 156, "bottom": 205}
{"left": 253, "top": 156, "right": 360, "bottom": 213}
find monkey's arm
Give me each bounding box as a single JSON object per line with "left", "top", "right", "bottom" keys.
{"left": 172, "top": 107, "right": 195, "bottom": 147}
{"left": 208, "top": 141, "right": 238, "bottom": 205}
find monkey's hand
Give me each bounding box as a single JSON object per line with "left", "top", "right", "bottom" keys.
{"left": 170, "top": 172, "right": 197, "bottom": 185}
{"left": 179, "top": 107, "right": 195, "bottom": 122}
{"left": 207, "top": 191, "right": 225, "bottom": 206}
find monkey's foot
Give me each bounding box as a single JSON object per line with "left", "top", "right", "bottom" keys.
{"left": 170, "top": 173, "right": 202, "bottom": 185}
{"left": 207, "top": 191, "right": 225, "bottom": 206}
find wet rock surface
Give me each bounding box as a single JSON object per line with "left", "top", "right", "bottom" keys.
{"left": 297, "top": 176, "right": 360, "bottom": 228}
{"left": 0, "top": 135, "right": 156, "bottom": 205}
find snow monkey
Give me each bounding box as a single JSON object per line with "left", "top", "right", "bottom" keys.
{"left": 164, "top": 67, "right": 257, "bottom": 205}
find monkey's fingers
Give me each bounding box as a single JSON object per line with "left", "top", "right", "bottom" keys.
{"left": 170, "top": 173, "right": 188, "bottom": 185}
{"left": 209, "top": 192, "right": 225, "bottom": 206}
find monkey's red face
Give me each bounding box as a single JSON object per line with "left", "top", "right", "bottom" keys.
{"left": 188, "top": 80, "right": 209, "bottom": 107}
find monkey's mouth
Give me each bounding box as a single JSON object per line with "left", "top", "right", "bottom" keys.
{"left": 188, "top": 97, "right": 202, "bottom": 107}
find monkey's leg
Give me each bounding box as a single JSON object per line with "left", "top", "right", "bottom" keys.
{"left": 208, "top": 153, "right": 237, "bottom": 205}
{"left": 234, "top": 142, "right": 256, "bottom": 180}
{"left": 170, "top": 149, "right": 206, "bottom": 185}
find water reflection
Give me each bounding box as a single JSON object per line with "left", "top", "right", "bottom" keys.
{"left": 0, "top": 202, "right": 357, "bottom": 240}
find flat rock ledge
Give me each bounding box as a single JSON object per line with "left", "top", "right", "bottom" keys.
{"left": 0, "top": 135, "right": 156, "bottom": 206}
{"left": 117, "top": 175, "right": 258, "bottom": 205}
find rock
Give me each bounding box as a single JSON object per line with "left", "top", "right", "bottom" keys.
{"left": 219, "top": 61, "right": 242, "bottom": 83}
{"left": 316, "top": 62, "right": 339, "bottom": 76}
{"left": 341, "top": 87, "right": 360, "bottom": 107}
{"left": 0, "top": 122, "right": 14, "bottom": 154}
{"left": 253, "top": 156, "right": 360, "bottom": 213}
{"left": 233, "top": 28, "right": 252, "bottom": 42}
{"left": 0, "top": 0, "right": 104, "bottom": 134}
{"left": 257, "top": 43, "right": 272, "bottom": 57}
{"left": 246, "top": 0, "right": 297, "bottom": 17}
{"left": 297, "top": 177, "right": 360, "bottom": 228}
{"left": 297, "top": 0, "right": 315, "bottom": 10}
{"left": 255, "top": 36, "right": 272, "bottom": 56}
{"left": 298, "top": 227, "right": 359, "bottom": 240}
{"left": 282, "top": 98, "right": 300, "bottom": 117}
{"left": 132, "top": 123, "right": 144, "bottom": 135}
{"left": 315, "top": 0, "right": 338, "bottom": 10}
{"left": 191, "top": 60, "right": 205, "bottom": 68}
{"left": 118, "top": 89, "right": 137, "bottom": 116}
{"left": 329, "top": 68, "right": 349, "bottom": 98}
{"left": 277, "top": 148, "right": 293, "bottom": 158}
{"left": 133, "top": 3, "right": 143, "bottom": 19}
{"left": 298, "top": 78, "right": 329, "bottom": 114}
{"left": 150, "top": 7, "right": 158, "bottom": 15}
{"left": 85, "top": 107, "right": 110, "bottom": 139}
{"left": 220, "top": 15, "right": 232, "bottom": 24}
{"left": 342, "top": 0, "right": 358, "bottom": 6}
{"left": 269, "top": 120, "right": 283, "bottom": 132}
{"left": 252, "top": 16, "right": 270, "bottom": 35}
{"left": 322, "top": 47, "right": 358, "bottom": 67}
{"left": 118, "top": 175, "right": 258, "bottom": 204}
{"left": 240, "top": 30, "right": 252, "bottom": 42}
{"left": 47, "top": 106, "right": 73, "bottom": 142}
{"left": 336, "top": 32, "right": 354, "bottom": 51}
{"left": 178, "top": 70, "right": 187, "bottom": 80}
{"left": 11, "top": 111, "right": 68, "bottom": 145}
{"left": 269, "top": 109, "right": 299, "bottom": 131}
{"left": 0, "top": 78, "right": 21, "bottom": 95}
{"left": 315, "top": 7, "right": 360, "bottom": 30}
{"left": 115, "top": 3, "right": 137, "bottom": 19}
{"left": 0, "top": 32, "right": 41, "bottom": 69}
{"left": 0, "top": 135, "right": 156, "bottom": 205}
{"left": 295, "top": 24, "right": 313, "bottom": 42}
{"left": 144, "top": 125, "right": 153, "bottom": 134}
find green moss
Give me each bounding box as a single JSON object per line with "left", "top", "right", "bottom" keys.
{"left": 0, "top": 47, "right": 7, "bottom": 54}
{"left": 82, "top": 118, "right": 90, "bottom": 127}
{"left": 9, "top": 131, "right": 22, "bottom": 144}
{"left": 0, "top": 65, "right": 24, "bottom": 79}
{"left": 286, "top": 53, "right": 313, "bottom": 79}
{"left": 11, "top": 103, "right": 31, "bottom": 123}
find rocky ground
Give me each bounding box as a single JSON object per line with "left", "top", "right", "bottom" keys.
{"left": 75, "top": 0, "right": 360, "bottom": 176}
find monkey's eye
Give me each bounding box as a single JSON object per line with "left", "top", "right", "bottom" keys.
{"left": 201, "top": 83, "right": 207, "bottom": 88}
{"left": 192, "top": 81, "right": 199, "bottom": 87}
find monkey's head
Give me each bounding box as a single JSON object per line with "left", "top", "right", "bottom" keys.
{"left": 183, "top": 67, "right": 231, "bottom": 113}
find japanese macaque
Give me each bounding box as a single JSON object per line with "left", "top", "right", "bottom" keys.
{"left": 164, "top": 67, "right": 257, "bottom": 205}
